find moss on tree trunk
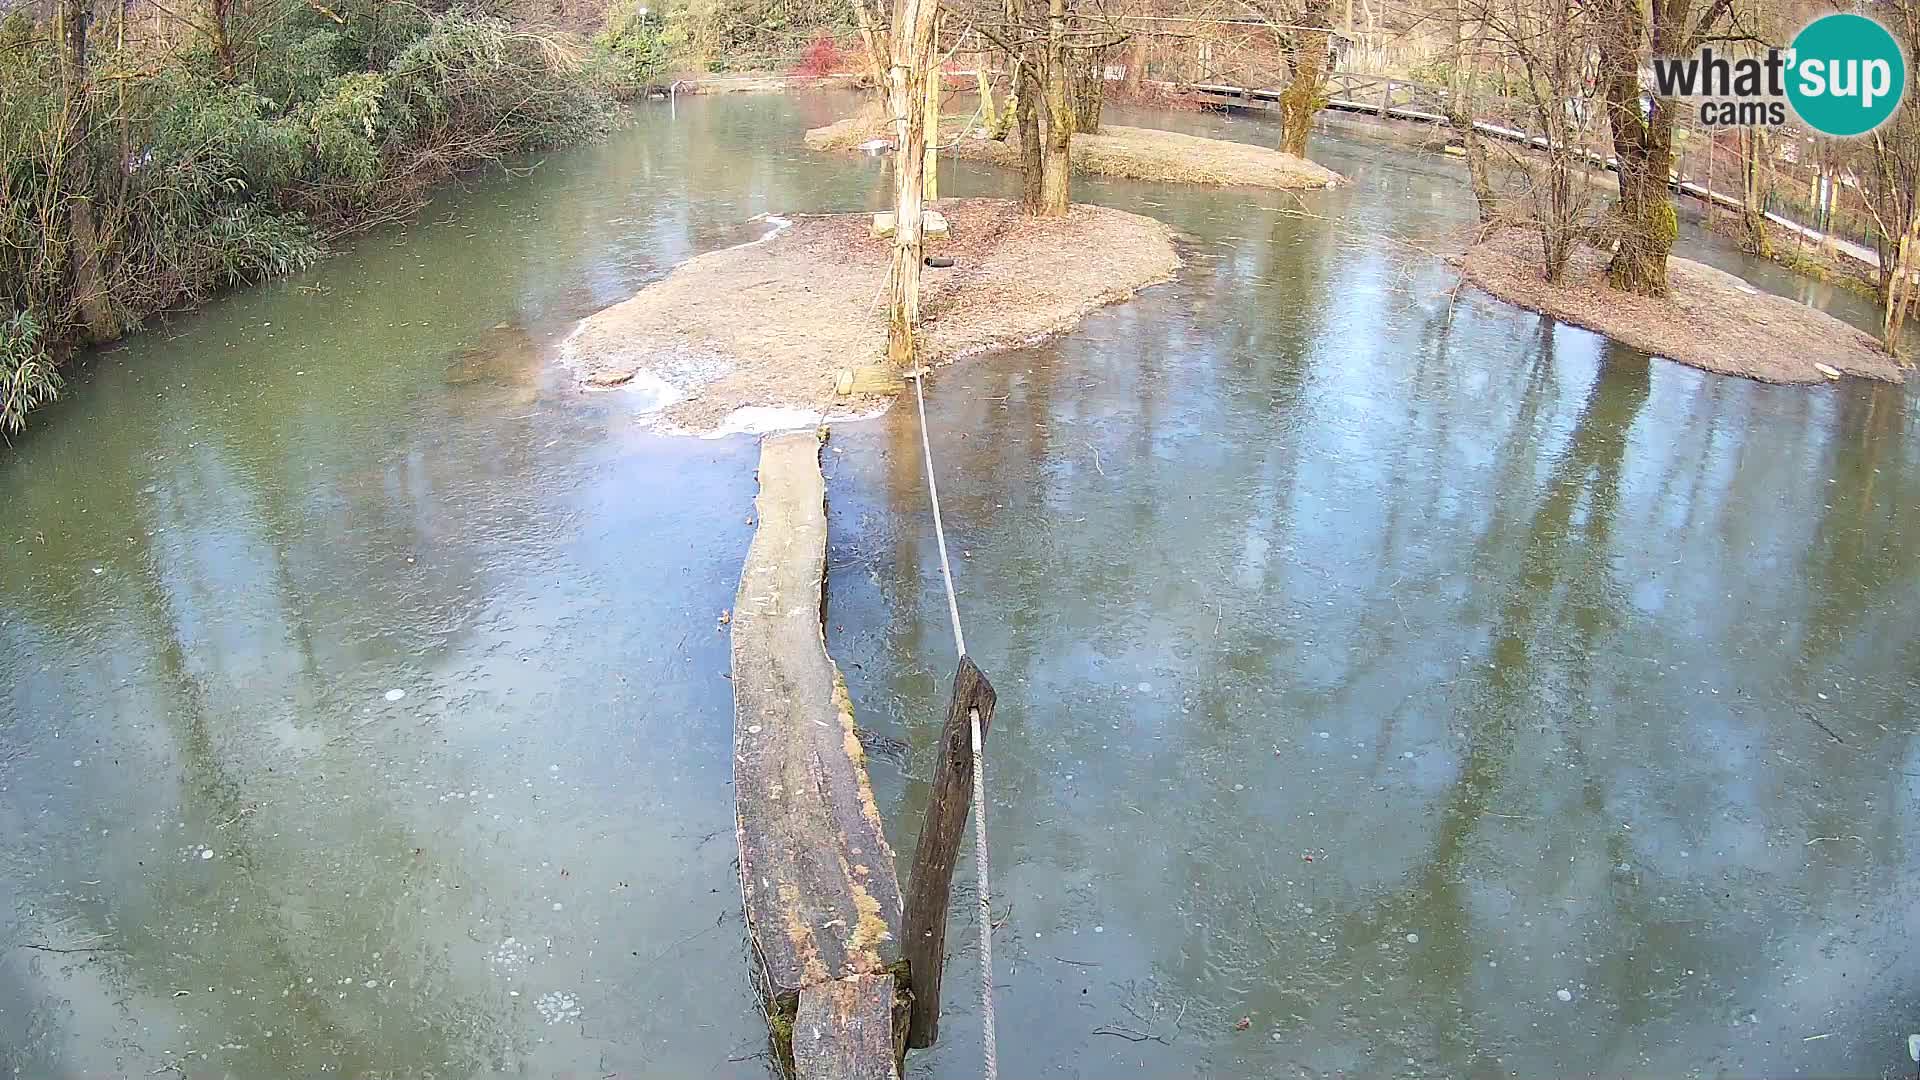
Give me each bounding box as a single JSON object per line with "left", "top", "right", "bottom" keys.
{"left": 1278, "top": 0, "right": 1331, "bottom": 159}
{"left": 1036, "top": 0, "right": 1071, "bottom": 216}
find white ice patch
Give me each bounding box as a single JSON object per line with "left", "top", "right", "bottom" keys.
{"left": 487, "top": 937, "right": 533, "bottom": 975}
{"left": 535, "top": 990, "right": 582, "bottom": 1024}
{"left": 739, "top": 213, "right": 794, "bottom": 248}
{"left": 701, "top": 406, "right": 825, "bottom": 439}
{"left": 613, "top": 368, "right": 684, "bottom": 412}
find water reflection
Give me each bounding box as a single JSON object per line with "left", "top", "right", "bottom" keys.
{"left": 829, "top": 108, "right": 1917, "bottom": 1078}
{"left": 1, "top": 89, "right": 1914, "bottom": 1079}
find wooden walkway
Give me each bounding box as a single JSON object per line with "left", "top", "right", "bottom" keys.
{"left": 732, "top": 430, "right": 906, "bottom": 1080}
{"left": 1184, "top": 76, "right": 1898, "bottom": 277}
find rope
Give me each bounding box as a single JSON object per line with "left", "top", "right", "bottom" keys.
{"left": 970, "top": 704, "right": 996, "bottom": 1080}
{"left": 908, "top": 365, "right": 996, "bottom": 1080}
{"left": 911, "top": 366, "right": 968, "bottom": 660}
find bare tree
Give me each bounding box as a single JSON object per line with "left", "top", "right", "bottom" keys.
{"left": 1462, "top": 0, "right": 1603, "bottom": 280}
{"left": 56, "top": 0, "right": 115, "bottom": 342}
{"left": 852, "top": 0, "right": 893, "bottom": 102}
{"left": 955, "top": 0, "right": 1127, "bottom": 215}
{"left": 1442, "top": 0, "right": 1498, "bottom": 221}
{"left": 1735, "top": 127, "right": 1772, "bottom": 257}
{"left": 885, "top": 0, "right": 940, "bottom": 367}
{"left": 1276, "top": 0, "right": 1331, "bottom": 156}
{"left": 1590, "top": 0, "right": 1744, "bottom": 296}
{"left": 1066, "top": 26, "right": 1112, "bottom": 132}
{"left": 1857, "top": 0, "right": 1917, "bottom": 353}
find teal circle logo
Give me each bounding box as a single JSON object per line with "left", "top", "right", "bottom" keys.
{"left": 1786, "top": 13, "right": 1906, "bottom": 137}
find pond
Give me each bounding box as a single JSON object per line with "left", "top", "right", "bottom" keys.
{"left": 2, "top": 90, "right": 1916, "bottom": 1079}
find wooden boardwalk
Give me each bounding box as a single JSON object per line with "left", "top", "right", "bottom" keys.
{"left": 1183, "top": 76, "right": 1900, "bottom": 278}
{"left": 732, "top": 430, "right": 906, "bottom": 1080}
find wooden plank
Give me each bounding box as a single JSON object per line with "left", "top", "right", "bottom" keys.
{"left": 732, "top": 431, "right": 904, "bottom": 1006}
{"left": 793, "top": 974, "right": 904, "bottom": 1080}
{"left": 900, "top": 657, "right": 997, "bottom": 1048}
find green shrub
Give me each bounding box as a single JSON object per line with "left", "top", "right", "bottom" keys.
{"left": 383, "top": 9, "right": 610, "bottom": 151}
{"left": 255, "top": 26, "right": 354, "bottom": 107}
{"left": 300, "top": 72, "right": 388, "bottom": 190}
{"left": 592, "top": 0, "right": 673, "bottom": 97}
{"left": 0, "top": 313, "right": 60, "bottom": 438}
{"left": 0, "top": 1, "right": 611, "bottom": 438}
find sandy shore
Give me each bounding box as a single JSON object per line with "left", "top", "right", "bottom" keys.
{"left": 563, "top": 198, "right": 1181, "bottom": 435}
{"left": 1459, "top": 228, "right": 1906, "bottom": 384}
{"left": 805, "top": 110, "right": 1343, "bottom": 190}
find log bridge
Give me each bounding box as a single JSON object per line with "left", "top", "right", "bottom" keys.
{"left": 731, "top": 430, "right": 907, "bottom": 1080}
{"left": 730, "top": 428, "right": 997, "bottom": 1078}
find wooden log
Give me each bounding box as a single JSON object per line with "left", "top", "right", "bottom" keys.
{"left": 900, "top": 656, "right": 997, "bottom": 1048}
{"left": 732, "top": 432, "right": 906, "bottom": 1052}
{"left": 793, "top": 974, "right": 905, "bottom": 1080}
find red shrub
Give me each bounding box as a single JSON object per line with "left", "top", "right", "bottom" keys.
{"left": 794, "top": 34, "right": 848, "bottom": 77}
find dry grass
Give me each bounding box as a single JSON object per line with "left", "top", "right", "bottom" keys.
{"left": 1459, "top": 228, "right": 1907, "bottom": 385}
{"left": 804, "top": 110, "right": 1342, "bottom": 190}
{"left": 677, "top": 72, "right": 868, "bottom": 94}
{"left": 562, "top": 198, "right": 1181, "bottom": 433}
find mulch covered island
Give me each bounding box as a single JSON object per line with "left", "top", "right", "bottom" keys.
{"left": 1459, "top": 228, "right": 1906, "bottom": 385}
{"left": 563, "top": 198, "right": 1181, "bottom": 434}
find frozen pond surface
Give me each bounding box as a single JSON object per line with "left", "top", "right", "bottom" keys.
{"left": 2, "top": 91, "right": 1917, "bottom": 1078}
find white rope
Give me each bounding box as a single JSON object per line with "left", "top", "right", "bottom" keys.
{"left": 909, "top": 365, "right": 996, "bottom": 1080}
{"left": 969, "top": 705, "right": 996, "bottom": 1080}
{"left": 911, "top": 367, "right": 968, "bottom": 660}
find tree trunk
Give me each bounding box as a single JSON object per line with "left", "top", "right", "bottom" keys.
{"left": 1036, "top": 0, "right": 1070, "bottom": 215}
{"left": 923, "top": 24, "right": 939, "bottom": 202}
{"left": 1595, "top": 0, "right": 1675, "bottom": 296}
{"left": 1885, "top": 211, "right": 1918, "bottom": 353}
{"left": 206, "top": 0, "right": 238, "bottom": 80}
{"left": 1068, "top": 43, "right": 1105, "bottom": 133}
{"left": 1816, "top": 153, "right": 1841, "bottom": 259}
{"left": 885, "top": 0, "right": 939, "bottom": 369}
{"left": 851, "top": 0, "right": 892, "bottom": 107}
{"left": 1015, "top": 57, "right": 1044, "bottom": 210}
{"left": 59, "top": 0, "right": 115, "bottom": 344}
{"left": 1007, "top": 0, "right": 1043, "bottom": 208}
{"left": 1444, "top": 0, "right": 1495, "bottom": 224}
{"left": 977, "top": 67, "right": 998, "bottom": 137}
{"left": 1278, "top": 0, "right": 1331, "bottom": 158}
{"left": 1122, "top": 32, "right": 1147, "bottom": 95}
{"left": 1738, "top": 128, "right": 1772, "bottom": 258}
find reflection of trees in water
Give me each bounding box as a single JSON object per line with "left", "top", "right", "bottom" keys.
{"left": 1071, "top": 334, "right": 1664, "bottom": 1073}
{"left": 0, "top": 349, "right": 576, "bottom": 1075}
{"left": 1294, "top": 340, "right": 1651, "bottom": 1072}
{"left": 5, "top": 449, "right": 512, "bottom": 1076}
{"left": 1800, "top": 385, "right": 1918, "bottom": 669}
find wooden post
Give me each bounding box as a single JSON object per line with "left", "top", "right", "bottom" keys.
{"left": 900, "top": 656, "right": 997, "bottom": 1049}
{"left": 1378, "top": 78, "right": 1391, "bottom": 117}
